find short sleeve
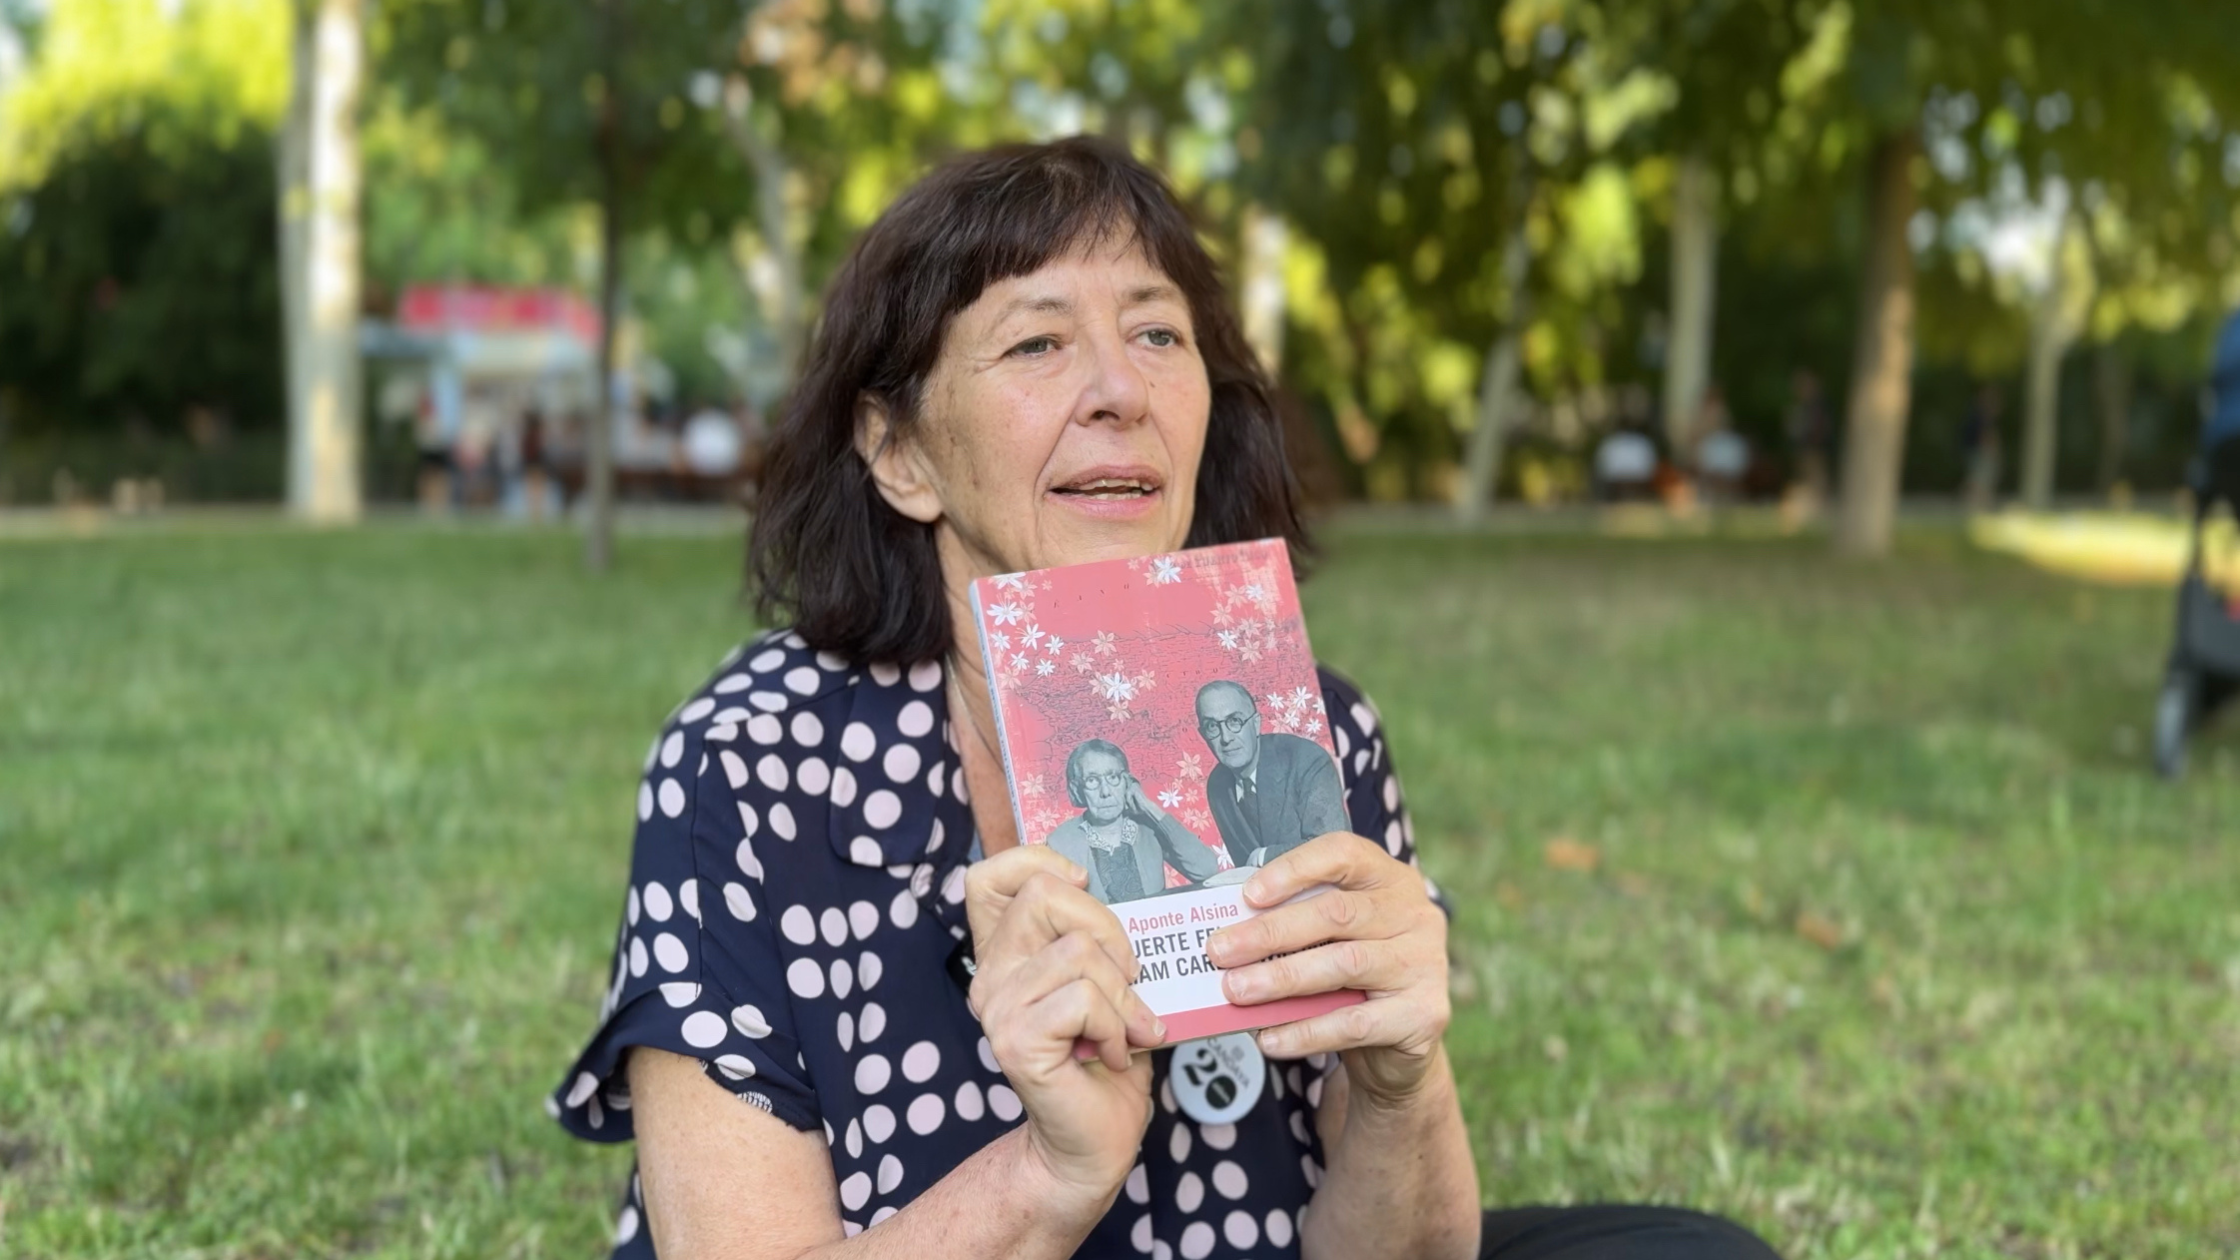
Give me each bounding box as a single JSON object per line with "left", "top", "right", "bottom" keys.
{"left": 549, "top": 692, "right": 821, "bottom": 1141}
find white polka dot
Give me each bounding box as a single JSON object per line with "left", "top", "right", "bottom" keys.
{"left": 1289, "top": 1110, "right": 1311, "bottom": 1143}
{"left": 897, "top": 699, "right": 935, "bottom": 737}
{"left": 652, "top": 932, "right": 688, "bottom": 972}
{"left": 906, "top": 1093, "right": 945, "bottom": 1135}
{"left": 780, "top": 905, "right": 816, "bottom": 945}
{"left": 785, "top": 666, "right": 821, "bottom": 695}
{"left": 659, "top": 731, "right": 685, "bottom": 768}
{"left": 789, "top": 712, "right": 824, "bottom": 747}
{"left": 715, "top": 673, "right": 751, "bottom": 695}
{"left": 1178, "top": 1220, "right": 1215, "bottom": 1260}
{"left": 978, "top": 1037, "right": 999, "bottom": 1074}
{"left": 1131, "top": 1213, "right": 1154, "bottom": 1254}
{"left": 616, "top": 1204, "right": 640, "bottom": 1244}
{"left": 754, "top": 754, "right": 790, "bottom": 792}
{"left": 679, "top": 697, "right": 717, "bottom": 724}
{"left": 587, "top": 1095, "right": 604, "bottom": 1130}
{"left": 850, "top": 836, "right": 883, "bottom": 865}
{"left": 870, "top": 662, "right": 902, "bottom": 686}
{"left": 872, "top": 1153, "right": 903, "bottom": 1196}
{"left": 749, "top": 648, "right": 786, "bottom": 672}
{"left": 848, "top": 901, "right": 880, "bottom": 940}
{"left": 855, "top": 1054, "right": 891, "bottom": 1094}
{"left": 818, "top": 907, "right": 848, "bottom": 947}
{"left": 831, "top": 957, "right": 855, "bottom": 999}
{"left": 724, "top": 883, "right": 758, "bottom": 924}
{"left": 798, "top": 757, "right": 831, "bottom": 794}
{"left": 882, "top": 743, "right": 921, "bottom": 784}
{"left": 840, "top": 1171, "right": 872, "bottom": 1212}
{"left": 636, "top": 781, "right": 653, "bottom": 821}
{"left": 889, "top": 890, "right": 920, "bottom": 931}
{"left": 831, "top": 767, "right": 859, "bottom": 808}
{"left": 1201, "top": 1122, "right": 1236, "bottom": 1150}
{"left": 787, "top": 958, "right": 825, "bottom": 999}
{"left": 1176, "top": 1171, "right": 1204, "bottom": 1212}
{"left": 1266, "top": 1208, "right": 1294, "bottom": 1248}
{"left": 735, "top": 800, "right": 760, "bottom": 836}
{"left": 908, "top": 661, "right": 941, "bottom": 691}
{"left": 816, "top": 651, "right": 848, "bottom": 671}
{"left": 987, "top": 1084, "right": 1022, "bottom": 1121}
{"left": 870, "top": 1206, "right": 897, "bottom": 1226}
{"left": 659, "top": 981, "right": 699, "bottom": 1008}
{"left": 1384, "top": 819, "right": 1403, "bottom": 854}
{"left": 732, "top": 1004, "right": 772, "bottom": 1038}
{"left": 954, "top": 772, "right": 970, "bottom": 804}
{"left": 901, "top": 1041, "right": 941, "bottom": 1083}
{"left": 566, "top": 1072, "right": 599, "bottom": 1107}
{"left": 1211, "top": 1160, "right": 1248, "bottom": 1199}
{"left": 628, "top": 886, "right": 642, "bottom": 925}
{"left": 954, "top": 1079, "right": 984, "bottom": 1121}
{"left": 657, "top": 779, "right": 686, "bottom": 818}
{"left": 714, "top": 705, "right": 750, "bottom": 725}
{"left": 1353, "top": 748, "right": 1370, "bottom": 774}
{"left": 1156, "top": 1240, "right": 1172, "bottom": 1260}
{"left": 1350, "top": 701, "right": 1378, "bottom": 734}
{"left": 926, "top": 763, "right": 948, "bottom": 801}
{"left": 864, "top": 1104, "right": 896, "bottom": 1142}
{"left": 1159, "top": 1076, "right": 1177, "bottom": 1113}
{"left": 679, "top": 879, "right": 701, "bottom": 922}
{"left": 749, "top": 691, "right": 788, "bottom": 712}
{"left": 1307, "top": 1074, "right": 1324, "bottom": 1108}
{"left": 718, "top": 750, "right": 748, "bottom": 789}
{"left": 1223, "top": 1210, "right": 1258, "bottom": 1250}
{"left": 838, "top": 1010, "right": 855, "bottom": 1052}
{"left": 713, "top": 1053, "right": 755, "bottom": 1080}
{"left": 859, "top": 951, "right": 885, "bottom": 990}
{"left": 864, "top": 790, "right": 902, "bottom": 829}
{"left": 1125, "top": 1164, "right": 1149, "bottom": 1205}
{"left": 680, "top": 1010, "right": 727, "bottom": 1049}
{"left": 911, "top": 864, "right": 936, "bottom": 898}
{"left": 643, "top": 882, "right": 674, "bottom": 922}
{"left": 1301, "top": 1154, "right": 1321, "bottom": 1188}
{"left": 844, "top": 1118, "right": 863, "bottom": 1158}
{"left": 1382, "top": 775, "right": 1400, "bottom": 812}
{"left": 748, "top": 713, "right": 783, "bottom": 745}
{"left": 1169, "top": 1122, "right": 1192, "bottom": 1163}
{"left": 628, "top": 937, "right": 648, "bottom": 977}
{"left": 770, "top": 802, "right": 797, "bottom": 840}
{"left": 841, "top": 722, "right": 878, "bottom": 762}
{"left": 1333, "top": 724, "right": 1351, "bottom": 759}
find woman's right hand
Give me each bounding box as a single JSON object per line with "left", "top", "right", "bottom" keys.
{"left": 963, "top": 845, "right": 1165, "bottom": 1211}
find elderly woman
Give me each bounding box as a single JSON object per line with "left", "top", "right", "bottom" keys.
{"left": 551, "top": 138, "right": 1778, "bottom": 1260}
{"left": 1044, "top": 739, "right": 1220, "bottom": 904}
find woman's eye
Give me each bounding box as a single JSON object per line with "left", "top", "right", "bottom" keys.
{"left": 1143, "top": 328, "right": 1180, "bottom": 348}
{"left": 1011, "top": 336, "right": 1058, "bottom": 357}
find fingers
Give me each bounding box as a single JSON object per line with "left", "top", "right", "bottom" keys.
{"left": 1206, "top": 886, "right": 1387, "bottom": 971}
{"left": 980, "top": 932, "right": 1166, "bottom": 1073}
{"left": 1219, "top": 936, "right": 1391, "bottom": 1006}
{"left": 1253, "top": 989, "right": 1450, "bottom": 1061}
{"left": 965, "top": 844, "right": 1087, "bottom": 938}
{"left": 1241, "top": 831, "right": 1393, "bottom": 907}
{"left": 978, "top": 871, "right": 1140, "bottom": 988}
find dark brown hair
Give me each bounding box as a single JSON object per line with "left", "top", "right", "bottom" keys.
{"left": 748, "top": 136, "right": 1310, "bottom": 666}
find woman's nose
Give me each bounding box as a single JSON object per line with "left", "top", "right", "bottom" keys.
{"left": 1075, "top": 328, "right": 1151, "bottom": 427}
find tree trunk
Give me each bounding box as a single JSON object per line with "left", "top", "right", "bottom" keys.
{"left": 2094, "top": 341, "right": 2130, "bottom": 495}
{"left": 1455, "top": 205, "right": 1534, "bottom": 523}
{"left": 719, "top": 75, "right": 806, "bottom": 391}
{"left": 584, "top": 0, "right": 623, "bottom": 573}
{"left": 288, "top": 0, "right": 363, "bottom": 523}
{"left": 2020, "top": 212, "right": 2078, "bottom": 511}
{"left": 277, "top": 0, "right": 312, "bottom": 497}
{"left": 1240, "top": 205, "right": 1289, "bottom": 375}
{"left": 1833, "top": 129, "right": 1921, "bottom": 557}
{"left": 1662, "top": 153, "right": 1718, "bottom": 452}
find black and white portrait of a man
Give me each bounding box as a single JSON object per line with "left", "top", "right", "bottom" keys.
{"left": 1193, "top": 679, "right": 1347, "bottom": 869}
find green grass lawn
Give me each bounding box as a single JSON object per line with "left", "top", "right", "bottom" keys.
{"left": 3, "top": 522, "right": 2237, "bottom": 1258}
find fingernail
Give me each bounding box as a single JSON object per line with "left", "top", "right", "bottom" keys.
{"left": 1226, "top": 971, "right": 1258, "bottom": 1002}
{"left": 1256, "top": 1028, "right": 1283, "bottom": 1055}
{"left": 1152, "top": 1018, "right": 1168, "bottom": 1041}
{"left": 1243, "top": 877, "right": 1268, "bottom": 903}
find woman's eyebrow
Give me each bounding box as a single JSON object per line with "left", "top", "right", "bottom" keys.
{"left": 992, "top": 294, "right": 1074, "bottom": 323}
{"left": 1124, "top": 283, "right": 1183, "bottom": 308}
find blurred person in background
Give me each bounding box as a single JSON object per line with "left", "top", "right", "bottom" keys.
{"left": 548, "top": 138, "right": 1780, "bottom": 1260}
{"left": 1784, "top": 369, "right": 1831, "bottom": 512}
{"left": 1962, "top": 384, "right": 2005, "bottom": 514}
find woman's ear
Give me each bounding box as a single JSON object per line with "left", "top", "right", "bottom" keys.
{"left": 854, "top": 394, "right": 943, "bottom": 524}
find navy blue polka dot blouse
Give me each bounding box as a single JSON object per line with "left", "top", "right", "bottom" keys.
{"left": 549, "top": 630, "right": 1434, "bottom": 1258}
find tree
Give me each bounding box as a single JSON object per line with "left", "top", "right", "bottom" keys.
{"left": 282, "top": 0, "right": 365, "bottom": 523}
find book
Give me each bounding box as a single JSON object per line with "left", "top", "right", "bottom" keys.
{"left": 967, "top": 538, "right": 1364, "bottom": 1044}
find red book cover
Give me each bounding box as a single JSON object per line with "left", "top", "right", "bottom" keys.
{"left": 968, "top": 538, "right": 1364, "bottom": 1043}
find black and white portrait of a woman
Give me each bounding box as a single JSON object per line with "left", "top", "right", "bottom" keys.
{"left": 1039, "top": 738, "right": 1220, "bottom": 904}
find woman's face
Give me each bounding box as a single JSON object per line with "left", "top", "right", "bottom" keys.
{"left": 1075, "top": 749, "right": 1130, "bottom": 825}
{"left": 860, "top": 240, "right": 1210, "bottom": 582}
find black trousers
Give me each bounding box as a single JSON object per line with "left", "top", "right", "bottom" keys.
{"left": 1479, "top": 1205, "right": 1781, "bottom": 1260}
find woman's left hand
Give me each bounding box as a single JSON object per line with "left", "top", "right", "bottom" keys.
{"left": 1205, "top": 832, "right": 1450, "bottom": 1104}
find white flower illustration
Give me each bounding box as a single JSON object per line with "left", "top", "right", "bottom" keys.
{"left": 1151, "top": 556, "right": 1183, "bottom": 585}
{"left": 987, "top": 601, "right": 1025, "bottom": 626}
{"left": 1158, "top": 787, "right": 1184, "bottom": 809}
{"left": 1094, "top": 672, "right": 1137, "bottom": 703}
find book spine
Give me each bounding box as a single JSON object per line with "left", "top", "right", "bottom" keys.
{"left": 968, "top": 580, "right": 1032, "bottom": 850}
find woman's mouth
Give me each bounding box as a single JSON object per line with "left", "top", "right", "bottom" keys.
{"left": 1048, "top": 468, "right": 1166, "bottom": 518}
{"left": 1052, "top": 475, "right": 1160, "bottom": 501}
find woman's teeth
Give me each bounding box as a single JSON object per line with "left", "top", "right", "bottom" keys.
{"left": 1059, "top": 478, "right": 1153, "bottom": 499}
